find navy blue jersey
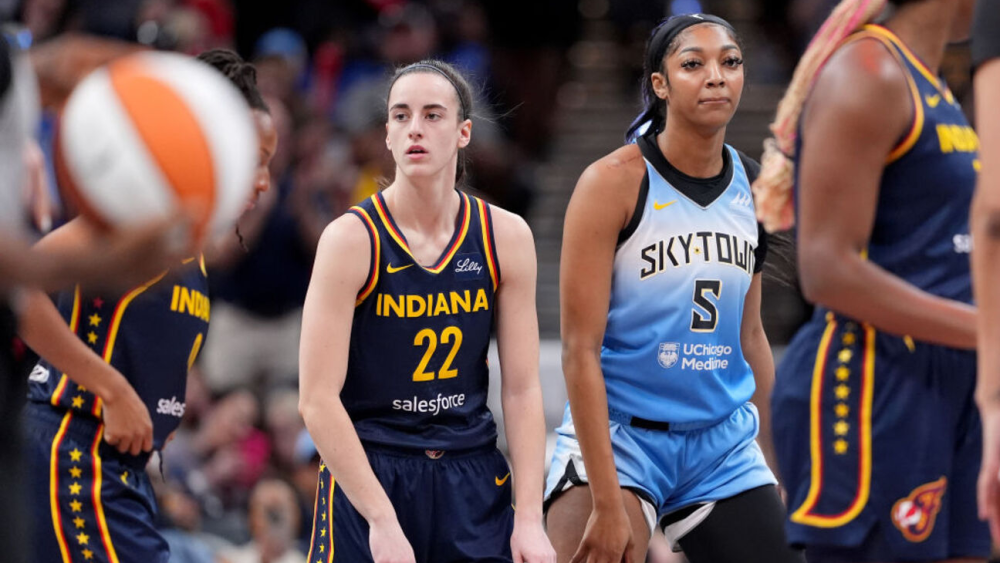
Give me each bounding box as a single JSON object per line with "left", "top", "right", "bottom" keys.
{"left": 343, "top": 191, "right": 502, "bottom": 450}
{"left": 27, "top": 257, "right": 210, "bottom": 449}
{"left": 796, "top": 25, "right": 977, "bottom": 304}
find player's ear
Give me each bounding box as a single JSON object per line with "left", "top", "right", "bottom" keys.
{"left": 457, "top": 119, "right": 471, "bottom": 149}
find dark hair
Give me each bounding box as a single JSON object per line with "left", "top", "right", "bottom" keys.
{"left": 197, "top": 49, "right": 269, "bottom": 113}
{"left": 625, "top": 15, "right": 742, "bottom": 143}
{"left": 386, "top": 59, "right": 474, "bottom": 184}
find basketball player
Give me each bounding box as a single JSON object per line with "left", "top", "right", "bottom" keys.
{"left": 298, "top": 60, "right": 554, "bottom": 563}
{"left": 755, "top": 1, "right": 985, "bottom": 561}
{"left": 543, "top": 15, "right": 804, "bottom": 563}
{"left": 18, "top": 49, "right": 277, "bottom": 562}
{"left": 971, "top": 0, "right": 1000, "bottom": 546}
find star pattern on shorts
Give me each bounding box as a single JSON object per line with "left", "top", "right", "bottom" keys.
{"left": 87, "top": 332, "right": 98, "bottom": 345}
{"left": 82, "top": 549, "right": 94, "bottom": 560}
{"left": 72, "top": 396, "right": 85, "bottom": 409}
{"left": 69, "top": 500, "right": 82, "bottom": 513}
{"left": 834, "top": 385, "right": 850, "bottom": 400}
{"left": 73, "top": 517, "right": 86, "bottom": 529}
{"left": 835, "top": 403, "right": 849, "bottom": 418}
{"left": 88, "top": 314, "right": 102, "bottom": 327}
{"left": 69, "top": 482, "right": 82, "bottom": 495}
{"left": 69, "top": 449, "right": 83, "bottom": 462}
{"left": 835, "top": 366, "right": 850, "bottom": 381}
{"left": 841, "top": 332, "right": 856, "bottom": 346}
{"left": 837, "top": 349, "right": 852, "bottom": 363}
{"left": 76, "top": 532, "right": 89, "bottom": 546}
{"left": 833, "top": 421, "right": 849, "bottom": 436}
{"left": 834, "top": 440, "right": 848, "bottom": 454}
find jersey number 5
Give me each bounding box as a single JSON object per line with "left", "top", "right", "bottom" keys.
{"left": 413, "top": 326, "right": 463, "bottom": 381}
{"left": 691, "top": 280, "right": 722, "bottom": 332}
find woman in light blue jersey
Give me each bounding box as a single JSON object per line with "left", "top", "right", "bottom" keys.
{"left": 544, "top": 14, "right": 803, "bottom": 563}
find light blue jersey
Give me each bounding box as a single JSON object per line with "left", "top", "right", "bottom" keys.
{"left": 544, "top": 134, "right": 775, "bottom": 535}
{"left": 603, "top": 134, "right": 763, "bottom": 425}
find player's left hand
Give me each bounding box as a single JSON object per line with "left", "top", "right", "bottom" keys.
{"left": 977, "top": 405, "right": 1000, "bottom": 543}
{"left": 511, "top": 514, "right": 556, "bottom": 563}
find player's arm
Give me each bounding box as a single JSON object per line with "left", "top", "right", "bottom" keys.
{"left": 796, "top": 40, "right": 975, "bottom": 349}
{"left": 17, "top": 218, "right": 152, "bottom": 455}
{"left": 560, "top": 151, "right": 641, "bottom": 560}
{"left": 972, "top": 50, "right": 1000, "bottom": 542}
{"left": 741, "top": 273, "right": 778, "bottom": 477}
{"left": 298, "top": 216, "right": 414, "bottom": 562}
{"left": 490, "top": 207, "right": 556, "bottom": 563}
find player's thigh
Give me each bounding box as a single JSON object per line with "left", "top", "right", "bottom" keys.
{"left": 677, "top": 485, "right": 805, "bottom": 563}
{"left": 546, "top": 484, "right": 650, "bottom": 563}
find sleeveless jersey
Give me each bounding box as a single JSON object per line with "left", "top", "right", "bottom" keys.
{"left": 344, "top": 191, "right": 502, "bottom": 450}
{"left": 27, "top": 258, "right": 210, "bottom": 449}
{"left": 603, "top": 135, "right": 763, "bottom": 424}
{"left": 796, "top": 25, "right": 977, "bottom": 304}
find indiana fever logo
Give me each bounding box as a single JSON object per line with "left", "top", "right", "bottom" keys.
{"left": 891, "top": 476, "right": 947, "bottom": 542}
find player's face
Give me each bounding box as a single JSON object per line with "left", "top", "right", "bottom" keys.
{"left": 654, "top": 24, "right": 744, "bottom": 132}
{"left": 245, "top": 109, "right": 277, "bottom": 212}
{"left": 385, "top": 72, "right": 471, "bottom": 181}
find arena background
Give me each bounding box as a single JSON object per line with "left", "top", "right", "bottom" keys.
{"left": 2, "top": 0, "right": 979, "bottom": 561}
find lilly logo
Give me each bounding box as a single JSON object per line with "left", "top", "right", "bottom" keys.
{"left": 657, "top": 342, "right": 680, "bottom": 369}
{"left": 891, "top": 476, "right": 947, "bottom": 542}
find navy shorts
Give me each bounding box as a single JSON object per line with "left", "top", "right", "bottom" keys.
{"left": 25, "top": 402, "right": 167, "bottom": 563}
{"left": 773, "top": 312, "right": 989, "bottom": 561}
{"left": 307, "top": 443, "right": 514, "bottom": 563}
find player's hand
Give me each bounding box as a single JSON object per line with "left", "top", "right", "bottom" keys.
{"left": 570, "top": 505, "right": 634, "bottom": 563}
{"left": 978, "top": 406, "right": 1000, "bottom": 543}
{"left": 368, "top": 517, "right": 415, "bottom": 563}
{"left": 510, "top": 514, "right": 556, "bottom": 563}
{"left": 101, "top": 373, "right": 153, "bottom": 456}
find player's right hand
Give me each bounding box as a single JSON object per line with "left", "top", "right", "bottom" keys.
{"left": 569, "top": 505, "right": 634, "bottom": 563}
{"left": 978, "top": 406, "right": 1000, "bottom": 543}
{"left": 101, "top": 376, "right": 154, "bottom": 456}
{"left": 369, "top": 518, "right": 416, "bottom": 563}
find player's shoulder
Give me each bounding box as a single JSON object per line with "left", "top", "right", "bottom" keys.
{"left": 582, "top": 143, "right": 646, "bottom": 190}
{"left": 317, "top": 211, "right": 373, "bottom": 258}
{"left": 481, "top": 202, "right": 533, "bottom": 249}
{"left": 813, "top": 36, "right": 911, "bottom": 110}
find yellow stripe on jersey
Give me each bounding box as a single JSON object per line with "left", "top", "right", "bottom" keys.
{"left": 350, "top": 206, "right": 381, "bottom": 306}
{"left": 476, "top": 198, "right": 499, "bottom": 291}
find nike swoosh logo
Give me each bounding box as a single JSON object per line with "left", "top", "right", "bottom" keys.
{"left": 654, "top": 200, "right": 677, "bottom": 210}
{"left": 495, "top": 472, "right": 510, "bottom": 486}
{"left": 386, "top": 263, "right": 414, "bottom": 274}
{"left": 925, "top": 94, "right": 941, "bottom": 108}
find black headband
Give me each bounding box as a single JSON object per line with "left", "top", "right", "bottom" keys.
{"left": 391, "top": 63, "right": 469, "bottom": 120}
{"left": 649, "top": 13, "right": 736, "bottom": 61}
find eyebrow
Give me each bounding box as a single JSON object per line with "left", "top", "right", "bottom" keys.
{"left": 389, "top": 103, "right": 450, "bottom": 112}
{"left": 678, "top": 44, "right": 740, "bottom": 55}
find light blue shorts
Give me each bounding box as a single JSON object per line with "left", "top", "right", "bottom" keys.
{"left": 544, "top": 401, "right": 776, "bottom": 532}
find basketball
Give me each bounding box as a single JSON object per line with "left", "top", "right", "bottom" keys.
{"left": 56, "top": 51, "right": 258, "bottom": 244}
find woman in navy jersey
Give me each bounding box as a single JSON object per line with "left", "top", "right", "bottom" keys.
{"left": 544, "top": 14, "right": 803, "bottom": 563}
{"left": 971, "top": 0, "right": 1000, "bottom": 545}
{"left": 297, "top": 60, "right": 554, "bottom": 563}
{"left": 18, "top": 49, "right": 277, "bottom": 563}
{"left": 756, "top": 0, "right": 986, "bottom": 561}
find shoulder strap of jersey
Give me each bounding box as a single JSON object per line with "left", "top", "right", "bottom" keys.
{"left": 469, "top": 195, "right": 502, "bottom": 291}
{"left": 838, "top": 25, "right": 924, "bottom": 164}
{"left": 347, "top": 198, "right": 381, "bottom": 306}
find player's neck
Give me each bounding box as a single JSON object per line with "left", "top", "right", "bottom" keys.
{"left": 656, "top": 125, "right": 727, "bottom": 178}
{"left": 383, "top": 178, "right": 460, "bottom": 235}
{"left": 883, "top": 2, "right": 953, "bottom": 75}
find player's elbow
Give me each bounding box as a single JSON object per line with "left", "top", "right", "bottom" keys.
{"left": 797, "top": 241, "right": 845, "bottom": 305}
